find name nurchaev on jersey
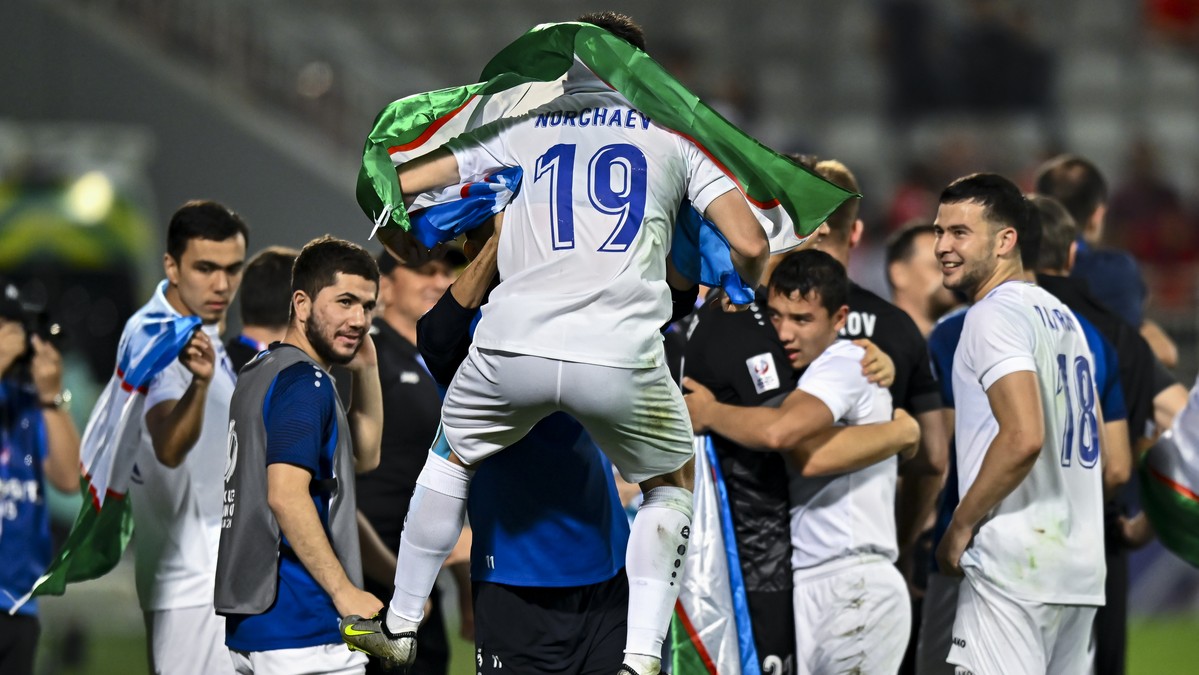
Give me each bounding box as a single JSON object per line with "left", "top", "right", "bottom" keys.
{"left": 535, "top": 107, "right": 652, "bottom": 130}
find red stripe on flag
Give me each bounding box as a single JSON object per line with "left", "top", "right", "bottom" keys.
{"left": 674, "top": 600, "right": 720, "bottom": 675}
{"left": 83, "top": 467, "right": 128, "bottom": 512}
{"left": 1150, "top": 466, "right": 1199, "bottom": 504}
{"left": 388, "top": 95, "right": 478, "bottom": 155}
{"left": 115, "top": 368, "right": 148, "bottom": 395}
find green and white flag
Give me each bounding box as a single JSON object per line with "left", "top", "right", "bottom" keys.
{"left": 357, "top": 21, "right": 856, "bottom": 252}
{"left": 9, "top": 311, "right": 200, "bottom": 612}
{"left": 1139, "top": 376, "right": 1199, "bottom": 568}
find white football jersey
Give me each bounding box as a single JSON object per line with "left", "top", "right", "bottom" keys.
{"left": 788, "top": 340, "right": 898, "bottom": 572}
{"left": 128, "top": 282, "right": 238, "bottom": 611}
{"left": 448, "top": 65, "right": 736, "bottom": 369}
{"left": 952, "top": 281, "right": 1106, "bottom": 605}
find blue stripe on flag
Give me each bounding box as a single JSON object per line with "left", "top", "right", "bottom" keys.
{"left": 408, "top": 168, "right": 524, "bottom": 248}
{"left": 703, "top": 436, "right": 761, "bottom": 675}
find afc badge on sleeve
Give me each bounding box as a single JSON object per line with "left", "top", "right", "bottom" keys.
{"left": 746, "top": 352, "right": 780, "bottom": 394}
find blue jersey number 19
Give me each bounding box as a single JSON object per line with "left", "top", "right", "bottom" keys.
{"left": 534, "top": 143, "right": 647, "bottom": 252}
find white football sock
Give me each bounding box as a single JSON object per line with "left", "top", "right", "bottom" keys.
{"left": 624, "top": 485, "right": 693, "bottom": 665}
{"left": 386, "top": 451, "right": 472, "bottom": 633}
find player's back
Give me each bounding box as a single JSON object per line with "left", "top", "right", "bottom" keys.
{"left": 448, "top": 65, "right": 734, "bottom": 369}
{"left": 953, "top": 281, "right": 1105, "bottom": 605}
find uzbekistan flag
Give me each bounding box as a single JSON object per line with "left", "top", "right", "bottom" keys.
{"left": 8, "top": 312, "right": 200, "bottom": 611}
{"left": 357, "top": 20, "right": 856, "bottom": 291}
{"left": 671, "top": 435, "right": 761, "bottom": 675}
{"left": 1139, "top": 378, "right": 1199, "bottom": 567}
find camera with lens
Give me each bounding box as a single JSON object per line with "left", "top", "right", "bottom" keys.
{"left": 0, "top": 284, "right": 65, "bottom": 367}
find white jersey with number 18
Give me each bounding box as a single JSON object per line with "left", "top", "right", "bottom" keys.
{"left": 447, "top": 64, "right": 736, "bottom": 369}
{"left": 952, "top": 281, "right": 1106, "bottom": 606}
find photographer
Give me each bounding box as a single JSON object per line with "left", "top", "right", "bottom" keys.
{"left": 0, "top": 287, "right": 82, "bottom": 675}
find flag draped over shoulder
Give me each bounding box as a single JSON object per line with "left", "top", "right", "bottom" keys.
{"left": 9, "top": 313, "right": 200, "bottom": 611}
{"left": 671, "top": 435, "right": 760, "bottom": 675}
{"left": 1139, "top": 430, "right": 1199, "bottom": 568}
{"left": 358, "top": 21, "right": 857, "bottom": 298}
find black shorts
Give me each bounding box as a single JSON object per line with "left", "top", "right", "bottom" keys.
{"left": 746, "top": 590, "right": 796, "bottom": 675}
{"left": 473, "top": 572, "right": 628, "bottom": 675}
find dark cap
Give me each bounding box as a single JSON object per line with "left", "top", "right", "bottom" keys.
{"left": 376, "top": 242, "right": 467, "bottom": 275}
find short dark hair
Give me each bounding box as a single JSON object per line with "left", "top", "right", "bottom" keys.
{"left": 239, "top": 246, "right": 299, "bottom": 328}
{"left": 884, "top": 224, "right": 935, "bottom": 290}
{"left": 578, "top": 11, "right": 647, "bottom": 51}
{"left": 291, "top": 236, "right": 379, "bottom": 315}
{"left": 940, "top": 173, "right": 1040, "bottom": 268}
{"left": 1033, "top": 154, "right": 1108, "bottom": 229}
{"left": 166, "top": 200, "right": 249, "bottom": 261}
{"left": 1028, "top": 194, "right": 1077, "bottom": 272}
{"left": 768, "top": 249, "right": 849, "bottom": 317}
{"left": 812, "top": 159, "right": 861, "bottom": 244}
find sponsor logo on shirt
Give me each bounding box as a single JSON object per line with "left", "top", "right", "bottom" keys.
{"left": 399, "top": 371, "right": 421, "bottom": 385}
{"left": 746, "top": 352, "right": 780, "bottom": 394}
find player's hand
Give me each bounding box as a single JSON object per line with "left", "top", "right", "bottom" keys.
{"left": 935, "top": 518, "right": 973, "bottom": 577}
{"left": 0, "top": 320, "right": 27, "bottom": 373}
{"left": 179, "top": 328, "right": 215, "bottom": 383}
{"left": 893, "top": 408, "right": 920, "bottom": 462}
{"left": 334, "top": 587, "right": 384, "bottom": 620}
{"left": 1118, "top": 513, "right": 1155, "bottom": 549}
{"left": 719, "top": 293, "right": 752, "bottom": 313}
{"left": 346, "top": 332, "right": 378, "bottom": 373}
{"left": 681, "top": 376, "right": 716, "bottom": 433}
{"left": 854, "top": 339, "right": 895, "bottom": 389}
{"left": 463, "top": 214, "right": 503, "bottom": 261}
{"left": 30, "top": 335, "right": 65, "bottom": 403}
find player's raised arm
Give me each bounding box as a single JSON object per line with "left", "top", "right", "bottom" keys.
{"left": 396, "top": 148, "right": 461, "bottom": 205}
{"left": 703, "top": 189, "right": 769, "bottom": 295}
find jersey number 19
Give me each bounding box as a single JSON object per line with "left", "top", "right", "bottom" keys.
{"left": 534, "top": 143, "right": 647, "bottom": 252}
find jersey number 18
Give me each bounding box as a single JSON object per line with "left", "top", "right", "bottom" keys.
{"left": 1056, "top": 353, "right": 1100, "bottom": 469}
{"left": 534, "top": 143, "right": 647, "bottom": 252}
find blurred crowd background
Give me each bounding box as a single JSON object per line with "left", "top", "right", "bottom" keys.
{"left": 2, "top": 0, "right": 1198, "bottom": 672}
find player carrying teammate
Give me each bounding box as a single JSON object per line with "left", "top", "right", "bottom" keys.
{"left": 932, "top": 174, "right": 1106, "bottom": 674}
{"left": 341, "top": 13, "right": 768, "bottom": 675}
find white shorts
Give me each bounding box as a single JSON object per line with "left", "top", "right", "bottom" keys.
{"left": 229, "top": 643, "right": 367, "bottom": 675}
{"left": 915, "top": 572, "right": 960, "bottom": 675}
{"left": 793, "top": 555, "right": 911, "bottom": 675}
{"left": 440, "top": 348, "right": 694, "bottom": 484}
{"left": 145, "top": 605, "right": 235, "bottom": 675}
{"left": 947, "top": 571, "right": 1097, "bottom": 675}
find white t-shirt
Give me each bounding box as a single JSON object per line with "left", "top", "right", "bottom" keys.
{"left": 448, "top": 65, "right": 737, "bottom": 369}
{"left": 789, "top": 340, "right": 898, "bottom": 572}
{"left": 128, "top": 281, "right": 238, "bottom": 611}
{"left": 952, "top": 281, "right": 1106, "bottom": 605}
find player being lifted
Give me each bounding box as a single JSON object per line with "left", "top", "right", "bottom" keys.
{"left": 341, "top": 12, "right": 768, "bottom": 675}
{"left": 933, "top": 174, "right": 1106, "bottom": 675}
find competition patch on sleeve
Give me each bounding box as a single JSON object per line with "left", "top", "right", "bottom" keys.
{"left": 745, "top": 352, "right": 780, "bottom": 394}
